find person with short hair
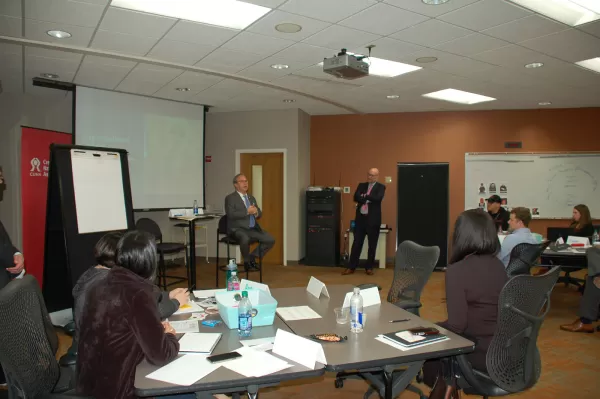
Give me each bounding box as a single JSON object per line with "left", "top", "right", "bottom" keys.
{"left": 497, "top": 207, "right": 538, "bottom": 267}
{"left": 486, "top": 195, "right": 509, "bottom": 232}
{"left": 423, "top": 210, "right": 508, "bottom": 399}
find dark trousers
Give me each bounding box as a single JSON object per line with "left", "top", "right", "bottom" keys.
{"left": 231, "top": 227, "right": 275, "bottom": 262}
{"left": 349, "top": 217, "right": 379, "bottom": 270}
{"left": 579, "top": 276, "right": 600, "bottom": 321}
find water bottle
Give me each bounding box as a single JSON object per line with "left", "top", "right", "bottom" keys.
{"left": 593, "top": 230, "right": 599, "bottom": 245}
{"left": 238, "top": 291, "right": 252, "bottom": 337}
{"left": 193, "top": 200, "right": 198, "bottom": 215}
{"left": 349, "top": 287, "right": 364, "bottom": 333}
{"left": 226, "top": 259, "right": 237, "bottom": 287}
{"left": 227, "top": 271, "right": 240, "bottom": 292}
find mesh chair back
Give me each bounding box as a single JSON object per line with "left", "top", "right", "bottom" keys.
{"left": 0, "top": 275, "right": 60, "bottom": 398}
{"left": 387, "top": 240, "right": 440, "bottom": 304}
{"left": 217, "top": 215, "right": 228, "bottom": 235}
{"left": 136, "top": 218, "right": 162, "bottom": 242}
{"left": 505, "top": 242, "right": 545, "bottom": 277}
{"left": 486, "top": 267, "right": 560, "bottom": 393}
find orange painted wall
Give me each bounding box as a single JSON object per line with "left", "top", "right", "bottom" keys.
{"left": 310, "top": 108, "right": 600, "bottom": 259}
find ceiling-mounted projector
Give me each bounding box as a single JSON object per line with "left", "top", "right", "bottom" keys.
{"left": 323, "top": 48, "right": 369, "bottom": 80}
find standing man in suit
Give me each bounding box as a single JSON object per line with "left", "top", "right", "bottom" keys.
{"left": 343, "top": 168, "right": 386, "bottom": 276}
{"left": 225, "top": 174, "right": 275, "bottom": 270}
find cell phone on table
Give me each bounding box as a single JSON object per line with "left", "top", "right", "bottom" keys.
{"left": 408, "top": 327, "right": 439, "bottom": 336}
{"left": 206, "top": 351, "right": 242, "bottom": 364}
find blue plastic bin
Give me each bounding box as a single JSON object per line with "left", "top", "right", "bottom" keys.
{"left": 215, "top": 289, "right": 278, "bottom": 329}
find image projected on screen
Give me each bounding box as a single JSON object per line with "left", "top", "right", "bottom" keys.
{"left": 75, "top": 87, "right": 205, "bottom": 210}
{"left": 71, "top": 150, "right": 128, "bottom": 234}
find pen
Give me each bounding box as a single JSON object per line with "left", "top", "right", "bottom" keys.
{"left": 388, "top": 319, "right": 411, "bottom": 323}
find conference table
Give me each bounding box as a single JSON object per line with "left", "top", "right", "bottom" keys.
{"left": 541, "top": 247, "right": 588, "bottom": 288}
{"left": 271, "top": 284, "right": 475, "bottom": 399}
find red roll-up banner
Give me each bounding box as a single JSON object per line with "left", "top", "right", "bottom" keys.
{"left": 21, "top": 127, "right": 71, "bottom": 286}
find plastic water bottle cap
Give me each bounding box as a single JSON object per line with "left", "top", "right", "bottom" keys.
{"left": 231, "top": 271, "right": 236, "bottom": 276}
{"left": 353, "top": 287, "right": 360, "bottom": 294}
{"left": 242, "top": 291, "right": 248, "bottom": 298}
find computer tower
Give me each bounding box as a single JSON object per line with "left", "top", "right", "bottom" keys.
{"left": 304, "top": 190, "right": 341, "bottom": 266}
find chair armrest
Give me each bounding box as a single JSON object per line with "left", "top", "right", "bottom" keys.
{"left": 59, "top": 353, "right": 77, "bottom": 367}
{"left": 63, "top": 321, "right": 76, "bottom": 337}
{"left": 454, "top": 355, "right": 492, "bottom": 392}
{"left": 391, "top": 299, "right": 422, "bottom": 310}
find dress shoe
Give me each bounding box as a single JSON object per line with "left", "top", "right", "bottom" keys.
{"left": 560, "top": 319, "right": 594, "bottom": 333}
{"left": 341, "top": 268, "right": 355, "bottom": 275}
{"left": 366, "top": 269, "right": 374, "bottom": 276}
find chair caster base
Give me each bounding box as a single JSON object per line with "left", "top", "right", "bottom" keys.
{"left": 334, "top": 378, "right": 344, "bottom": 388}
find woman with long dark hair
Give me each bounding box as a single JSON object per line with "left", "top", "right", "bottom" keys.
{"left": 570, "top": 204, "right": 594, "bottom": 237}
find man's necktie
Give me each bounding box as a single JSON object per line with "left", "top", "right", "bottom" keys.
{"left": 360, "top": 184, "right": 374, "bottom": 215}
{"left": 244, "top": 195, "right": 256, "bottom": 228}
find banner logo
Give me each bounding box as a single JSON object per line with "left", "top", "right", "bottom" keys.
{"left": 30, "top": 158, "right": 41, "bottom": 172}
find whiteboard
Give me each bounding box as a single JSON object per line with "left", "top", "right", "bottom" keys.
{"left": 71, "top": 149, "right": 128, "bottom": 234}
{"left": 465, "top": 153, "right": 600, "bottom": 219}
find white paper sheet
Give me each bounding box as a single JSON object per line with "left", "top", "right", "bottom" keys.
{"left": 222, "top": 346, "right": 291, "bottom": 377}
{"left": 169, "top": 320, "right": 200, "bottom": 333}
{"left": 239, "top": 279, "right": 271, "bottom": 294}
{"left": 49, "top": 308, "right": 73, "bottom": 327}
{"left": 178, "top": 333, "right": 221, "bottom": 354}
{"left": 173, "top": 301, "right": 204, "bottom": 315}
{"left": 375, "top": 335, "right": 450, "bottom": 352}
{"left": 193, "top": 289, "right": 226, "bottom": 298}
{"left": 239, "top": 337, "right": 275, "bottom": 348}
{"left": 306, "top": 276, "right": 330, "bottom": 299}
{"left": 342, "top": 287, "right": 381, "bottom": 308}
{"left": 272, "top": 329, "right": 326, "bottom": 369}
{"left": 146, "top": 355, "right": 218, "bottom": 386}
{"left": 276, "top": 306, "right": 322, "bottom": 321}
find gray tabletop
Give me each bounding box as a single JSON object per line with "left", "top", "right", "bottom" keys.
{"left": 271, "top": 284, "right": 475, "bottom": 371}
{"left": 135, "top": 315, "right": 324, "bottom": 397}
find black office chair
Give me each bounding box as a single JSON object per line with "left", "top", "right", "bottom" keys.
{"left": 449, "top": 267, "right": 561, "bottom": 398}
{"left": 136, "top": 218, "right": 188, "bottom": 290}
{"left": 215, "top": 215, "right": 263, "bottom": 287}
{"left": 505, "top": 242, "right": 550, "bottom": 277}
{"left": 0, "top": 275, "right": 91, "bottom": 398}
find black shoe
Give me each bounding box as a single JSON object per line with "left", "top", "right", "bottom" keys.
{"left": 244, "top": 260, "right": 260, "bottom": 271}
{"left": 249, "top": 260, "right": 260, "bottom": 270}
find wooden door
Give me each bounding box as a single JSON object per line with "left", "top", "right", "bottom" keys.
{"left": 240, "top": 153, "right": 284, "bottom": 264}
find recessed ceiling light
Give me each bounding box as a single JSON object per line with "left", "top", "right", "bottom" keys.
{"left": 318, "top": 54, "right": 421, "bottom": 78}
{"left": 416, "top": 57, "right": 438, "bottom": 63}
{"left": 575, "top": 57, "right": 600, "bottom": 74}
{"left": 423, "top": 89, "right": 496, "bottom": 105}
{"left": 111, "top": 0, "right": 271, "bottom": 30}
{"left": 46, "top": 30, "right": 71, "bottom": 39}
{"left": 386, "top": 95, "right": 400, "bottom": 99}
{"left": 538, "top": 102, "right": 552, "bottom": 105}
{"left": 271, "top": 64, "right": 289, "bottom": 70}
{"left": 283, "top": 99, "right": 295, "bottom": 103}
{"left": 175, "top": 87, "right": 191, "bottom": 92}
{"left": 40, "top": 73, "right": 59, "bottom": 79}
{"left": 508, "top": 0, "right": 600, "bottom": 26}
{"left": 525, "top": 62, "right": 544, "bottom": 68}
{"left": 422, "top": 0, "right": 450, "bottom": 4}
{"left": 275, "top": 23, "right": 302, "bottom": 33}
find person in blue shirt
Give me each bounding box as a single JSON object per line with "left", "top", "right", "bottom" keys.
{"left": 497, "top": 207, "right": 538, "bottom": 267}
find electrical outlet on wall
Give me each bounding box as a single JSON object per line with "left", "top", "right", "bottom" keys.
{"left": 385, "top": 176, "right": 392, "bottom": 183}
{"left": 343, "top": 187, "right": 351, "bottom": 193}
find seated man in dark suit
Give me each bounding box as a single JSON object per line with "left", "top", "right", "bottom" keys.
{"left": 224, "top": 174, "right": 275, "bottom": 269}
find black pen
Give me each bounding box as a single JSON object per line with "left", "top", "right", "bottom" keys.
{"left": 389, "top": 319, "right": 410, "bottom": 323}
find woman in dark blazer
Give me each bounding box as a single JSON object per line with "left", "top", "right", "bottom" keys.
{"left": 424, "top": 209, "right": 509, "bottom": 399}
{"left": 570, "top": 204, "right": 594, "bottom": 237}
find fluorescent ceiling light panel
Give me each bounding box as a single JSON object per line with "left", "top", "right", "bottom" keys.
{"left": 423, "top": 89, "right": 496, "bottom": 105}
{"left": 110, "top": 0, "right": 271, "bottom": 30}
{"left": 576, "top": 57, "right": 600, "bottom": 73}
{"left": 318, "top": 54, "right": 421, "bottom": 78}
{"left": 509, "top": 0, "right": 600, "bottom": 26}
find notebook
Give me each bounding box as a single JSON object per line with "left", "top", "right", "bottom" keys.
{"left": 381, "top": 329, "right": 448, "bottom": 348}
{"left": 178, "top": 333, "right": 222, "bottom": 354}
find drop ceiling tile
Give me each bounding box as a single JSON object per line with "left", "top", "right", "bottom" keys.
{"left": 236, "top": 66, "right": 290, "bottom": 82}
{"left": 390, "top": 19, "right": 472, "bottom": 47}
{"left": 74, "top": 58, "right": 133, "bottom": 89}
{"left": 25, "top": 19, "right": 94, "bottom": 46}
{"left": 0, "top": 43, "right": 22, "bottom": 55}
{"left": 24, "top": 0, "right": 105, "bottom": 28}
{"left": 192, "top": 88, "right": 237, "bottom": 106}
{"left": 302, "top": 25, "right": 382, "bottom": 51}
{"left": 116, "top": 78, "right": 165, "bottom": 96}
{"left": 580, "top": 20, "right": 600, "bottom": 38}
{"left": 24, "top": 66, "right": 76, "bottom": 83}
{"left": 0, "top": 52, "right": 22, "bottom": 72}
{"left": 195, "top": 49, "right": 264, "bottom": 74}
{"left": 160, "top": 71, "right": 223, "bottom": 92}
{"left": 280, "top": 0, "right": 377, "bottom": 23}
{"left": 438, "top": 0, "right": 531, "bottom": 31}
{"left": 82, "top": 55, "right": 137, "bottom": 68}
{"left": 482, "top": 14, "right": 568, "bottom": 43}
{"left": 0, "top": 0, "right": 21, "bottom": 18}
{"left": 272, "top": 43, "right": 337, "bottom": 64}
{"left": 471, "top": 45, "right": 555, "bottom": 69}
{"left": 0, "top": 16, "right": 22, "bottom": 37}
{"left": 165, "top": 21, "right": 239, "bottom": 47}
{"left": 25, "top": 47, "right": 83, "bottom": 62}
{"left": 247, "top": 10, "right": 331, "bottom": 41}
{"left": 0, "top": 71, "right": 23, "bottom": 93}
{"left": 436, "top": 33, "right": 509, "bottom": 56}
{"left": 222, "top": 31, "right": 295, "bottom": 56}
{"left": 339, "top": 3, "right": 429, "bottom": 36}
{"left": 99, "top": 7, "right": 176, "bottom": 38}
{"left": 292, "top": 64, "right": 338, "bottom": 81}
{"left": 519, "top": 29, "right": 600, "bottom": 62}
{"left": 77, "top": 0, "right": 109, "bottom": 5}
{"left": 25, "top": 54, "right": 81, "bottom": 78}
{"left": 524, "top": 60, "right": 600, "bottom": 89}
{"left": 126, "top": 64, "right": 182, "bottom": 84}
{"left": 148, "top": 39, "right": 216, "bottom": 65}
{"left": 383, "top": 0, "right": 480, "bottom": 17}
{"left": 91, "top": 30, "right": 159, "bottom": 55}
{"left": 350, "top": 37, "right": 424, "bottom": 63}
{"left": 242, "top": 0, "right": 287, "bottom": 7}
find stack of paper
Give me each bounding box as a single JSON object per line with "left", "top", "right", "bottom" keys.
{"left": 193, "top": 289, "right": 226, "bottom": 298}
{"left": 222, "top": 347, "right": 291, "bottom": 377}
{"left": 146, "top": 354, "right": 218, "bottom": 386}
{"left": 169, "top": 320, "right": 200, "bottom": 333}
{"left": 178, "top": 333, "right": 222, "bottom": 354}
{"left": 276, "top": 306, "right": 321, "bottom": 321}
{"left": 174, "top": 301, "right": 204, "bottom": 315}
